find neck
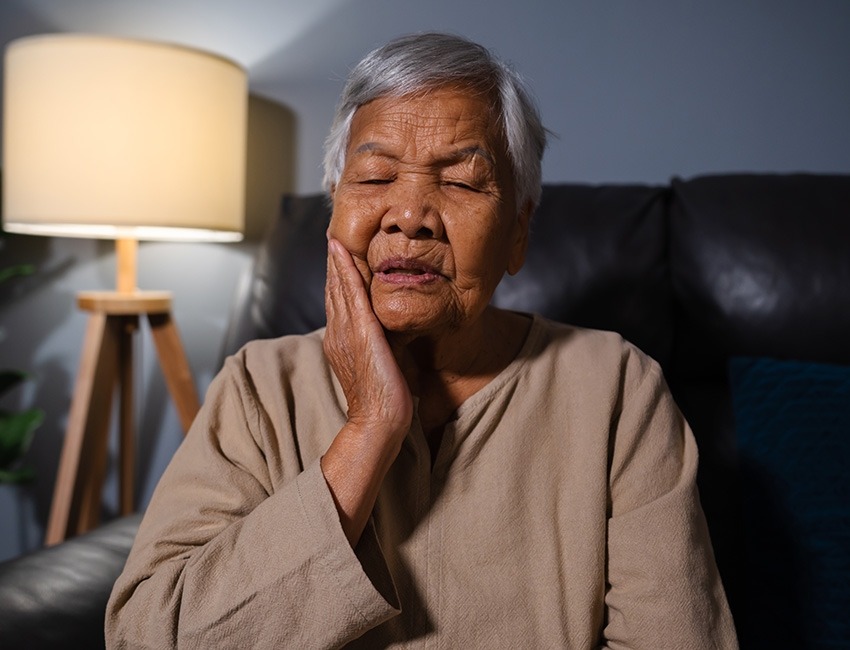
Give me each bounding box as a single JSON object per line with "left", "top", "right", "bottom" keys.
{"left": 387, "top": 308, "right": 531, "bottom": 450}
{"left": 388, "top": 307, "right": 531, "bottom": 408}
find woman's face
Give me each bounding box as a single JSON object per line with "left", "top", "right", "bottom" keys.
{"left": 328, "top": 87, "right": 531, "bottom": 338}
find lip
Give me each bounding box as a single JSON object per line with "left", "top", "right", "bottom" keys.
{"left": 373, "top": 257, "right": 444, "bottom": 285}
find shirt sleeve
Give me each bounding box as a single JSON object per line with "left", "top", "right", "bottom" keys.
{"left": 601, "top": 348, "right": 739, "bottom": 649}
{"left": 105, "top": 350, "right": 400, "bottom": 649}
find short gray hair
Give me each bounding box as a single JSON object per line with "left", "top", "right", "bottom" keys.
{"left": 323, "top": 32, "right": 547, "bottom": 209}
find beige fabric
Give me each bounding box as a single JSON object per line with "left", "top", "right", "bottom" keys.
{"left": 106, "top": 315, "right": 738, "bottom": 649}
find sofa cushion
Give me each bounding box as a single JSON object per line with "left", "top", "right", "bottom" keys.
{"left": 670, "top": 173, "right": 850, "bottom": 380}
{"left": 0, "top": 513, "right": 142, "bottom": 650}
{"left": 494, "top": 182, "right": 672, "bottom": 367}
{"left": 729, "top": 356, "right": 850, "bottom": 649}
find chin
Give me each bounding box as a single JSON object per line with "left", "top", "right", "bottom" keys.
{"left": 377, "top": 313, "right": 438, "bottom": 336}
{"left": 374, "top": 305, "right": 448, "bottom": 338}
{"left": 371, "top": 291, "right": 470, "bottom": 338}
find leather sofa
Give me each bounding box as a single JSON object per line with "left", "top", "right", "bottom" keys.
{"left": 1, "top": 173, "right": 848, "bottom": 648}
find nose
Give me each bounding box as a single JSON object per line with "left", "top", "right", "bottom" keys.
{"left": 381, "top": 180, "right": 445, "bottom": 240}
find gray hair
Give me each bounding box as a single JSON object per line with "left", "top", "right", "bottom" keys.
{"left": 322, "top": 32, "right": 547, "bottom": 210}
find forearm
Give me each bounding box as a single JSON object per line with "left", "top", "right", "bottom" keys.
{"left": 106, "top": 461, "right": 399, "bottom": 648}
{"left": 321, "top": 420, "right": 406, "bottom": 546}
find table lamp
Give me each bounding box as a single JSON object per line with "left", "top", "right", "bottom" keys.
{"left": 2, "top": 34, "right": 247, "bottom": 544}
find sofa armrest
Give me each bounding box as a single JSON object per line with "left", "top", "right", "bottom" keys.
{"left": 0, "top": 513, "right": 141, "bottom": 649}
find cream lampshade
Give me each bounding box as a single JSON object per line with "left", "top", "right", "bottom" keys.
{"left": 1, "top": 34, "right": 248, "bottom": 544}
{"left": 3, "top": 33, "right": 246, "bottom": 241}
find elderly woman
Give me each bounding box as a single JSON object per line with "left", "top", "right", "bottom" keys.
{"left": 106, "top": 33, "right": 737, "bottom": 648}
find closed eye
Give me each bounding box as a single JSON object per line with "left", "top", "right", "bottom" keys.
{"left": 360, "top": 178, "right": 393, "bottom": 185}
{"left": 444, "top": 181, "right": 482, "bottom": 192}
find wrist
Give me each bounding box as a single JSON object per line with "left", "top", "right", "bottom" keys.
{"left": 343, "top": 415, "right": 409, "bottom": 451}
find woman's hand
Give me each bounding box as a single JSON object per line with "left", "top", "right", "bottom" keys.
{"left": 324, "top": 238, "right": 414, "bottom": 436}
{"left": 321, "top": 238, "right": 414, "bottom": 545}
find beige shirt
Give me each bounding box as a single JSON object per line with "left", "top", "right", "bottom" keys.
{"left": 106, "top": 315, "right": 738, "bottom": 649}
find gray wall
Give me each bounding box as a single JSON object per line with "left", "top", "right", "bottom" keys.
{"left": 1, "top": 0, "right": 850, "bottom": 560}
{"left": 250, "top": 0, "right": 850, "bottom": 193}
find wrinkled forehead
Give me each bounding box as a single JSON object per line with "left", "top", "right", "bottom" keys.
{"left": 347, "top": 86, "right": 509, "bottom": 167}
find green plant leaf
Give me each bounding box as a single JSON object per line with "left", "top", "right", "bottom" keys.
{"left": 0, "top": 466, "right": 35, "bottom": 484}
{"left": 0, "top": 408, "right": 44, "bottom": 470}
{"left": 0, "top": 264, "right": 35, "bottom": 284}
{"left": 0, "top": 260, "right": 42, "bottom": 484}
{"left": 0, "top": 369, "right": 29, "bottom": 398}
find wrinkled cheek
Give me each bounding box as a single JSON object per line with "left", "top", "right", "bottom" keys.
{"left": 328, "top": 205, "right": 374, "bottom": 254}
{"left": 467, "top": 240, "right": 512, "bottom": 290}
{"left": 328, "top": 209, "right": 374, "bottom": 289}
{"left": 328, "top": 212, "right": 361, "bottom": 249}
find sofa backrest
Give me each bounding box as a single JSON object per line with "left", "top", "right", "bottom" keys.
{"left": 670, "top": 173, "right": 850, "bottom": 373}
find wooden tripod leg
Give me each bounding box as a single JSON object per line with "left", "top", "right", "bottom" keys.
{"left": 148, "top": 312, "right": 201, "bottom": 434}
{"left": 77, "top": 316, "right": 137, "bottom": 534}
{"left": 117, "top": 316, "right": 137, "bottom": 516}
{"left": 45, "top": 313, "right": 120, "bottom": 545}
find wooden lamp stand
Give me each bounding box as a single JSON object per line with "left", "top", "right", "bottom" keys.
{"left": 45, "top": 239, "right": 201, "bottom": 545}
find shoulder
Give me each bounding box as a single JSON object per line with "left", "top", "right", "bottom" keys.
{"left": 212, "top": 328, "right": 337, "bottom": 409}
{"left": 517, "top": 315, "right": 670, "bottom": 431}
{"left": 199, "top": 328, "right": 343, "bottom": 460}
{"left": 237, "top": 327, "right": 326, "bottom": 362}
{"left": 527, "top": 315, "right": 661, "bottom": 385}
{"left": 225, "top": 328, "right": 327, "bottom": 379}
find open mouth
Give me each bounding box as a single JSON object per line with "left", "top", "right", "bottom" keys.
{"left": 374, "top": 257, "right": 442, "bottom": 283}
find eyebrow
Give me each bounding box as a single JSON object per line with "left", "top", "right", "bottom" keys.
{"left": 453, "top": 146, "right": 496, "bottom": 166}
{"left": 352, "top": 142, "right": 384, "bottom": 154}
{"left": 352, "top": 142, "right": 495, "bottom": 167}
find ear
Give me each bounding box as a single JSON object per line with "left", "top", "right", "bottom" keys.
{"left": 507, "top": 199, "right": 534, "bottom": 276}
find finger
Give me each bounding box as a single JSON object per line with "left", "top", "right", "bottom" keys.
{"left": 328, "top": 239, "right": 373, "bottom": 315}
{"left": 324, "top": 244, "right": 341, "bottom": 323}
{"left": 325, "top": 242, "right": 352, "bottom": 330}
{"left": 328, "top": 239, "right": 362, "bottom": 290}
{"left": 325, "top": 242, "right": 373, "bottom": 367}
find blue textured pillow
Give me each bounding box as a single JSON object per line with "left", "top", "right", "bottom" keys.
{"left": 729, "top": 356, "right": 850, "bottom": 650}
